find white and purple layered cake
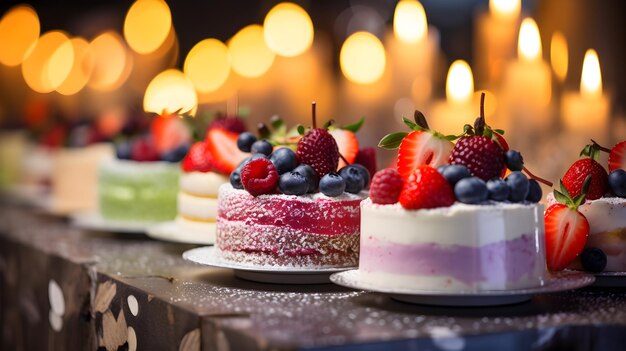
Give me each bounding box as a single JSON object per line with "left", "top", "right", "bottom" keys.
{"left": 359, "top": 199, "right": 548, "bottom": 291}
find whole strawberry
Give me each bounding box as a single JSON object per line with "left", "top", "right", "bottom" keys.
{"left": 295, "top": 102, "right": 339, "bottom": 177}
{"left": 608, "top": 140, "right": 626, "bottom": 172}
{"left": 562, "top": 143, "right": 608, "bottom": 200}
{"left": 370, "top": 168, "right": 404, "bottom": 204}
{"left": 399, "top": 165, "right": 455, "bottom": 210}
{"left": 181, "top": 141, "right": 214, "bottom": 173}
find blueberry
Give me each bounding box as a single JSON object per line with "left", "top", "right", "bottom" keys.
{"left": 486, "top": 178, "right": 510, "bottom": 201}
{"left": 352, "top": 164, "right": 371, "bottom": 188}
{"left": 505, "top": 171, "right": 529, "bottom": 202}
{"left": 441, "top": 164, "right": 471, "bottom": 186}
{"left": 250, "top": 153, "right": 269, "bottom": 161}
{"left": 115, "top": 141, "right": 133, "bottom": 160}
{"left": 293, "top": 164, "right": 318, "bottom": 192}
{"left": 278, "top": 171, "right": 308, "bottom": 195}
{"left": 505, "top": 150, "right": 524, "bottom": 171}
{"left": 526, "top": 179, "right": 542, "bottom": 203}
{"left": 454, "top": 177, "right": 488, "bottom": 204}
{"left": 608, "top": 169, "right": 626, "bottom": 197}
{"left": 161, "top": 143, "right": 189, "bottom": 163}
{"left": 230, "top": 170, "right": 243, "bottom": 189}
{"left": 270, "top": 147, "right": 298, "bottom": 174}
{"left": 580, "top": 247, "right": 607, "bottom": 273}
{"left": 437, "top": 164, "right": 450, "bottom": 175}
{"left": 319, "top": 173, "right": 346, "bottom": 197}
{"left": 250, "top": 140, "right": 273, "bottom": 155}
{"left": 237, "top": 132, "right": 257, "bottom": 152}
{"left": 338, "top": 165, "right": 365, "bottom": 194}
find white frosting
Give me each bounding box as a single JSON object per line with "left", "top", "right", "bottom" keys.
{"left": 546, "top": 193, "right": 626, "bottom": 235}
{"left": 179, "top": 171, "right": 227, "bottom": 197}
{"left": 361, "top": 199, "right": 545, "bottom": 247}
{"left": 175, "top": 215, "right": 216, "bottom": 240}
{"left": 177, "top": 192, "right": 218, "bottom": 220}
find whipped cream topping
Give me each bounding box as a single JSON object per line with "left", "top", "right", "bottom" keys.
{"left": 180, "top": 171, "right": 228, "bottom": 196}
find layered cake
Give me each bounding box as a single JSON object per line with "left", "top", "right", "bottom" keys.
{"left": 216, "top": 108, "right": 374, "bottom": 267}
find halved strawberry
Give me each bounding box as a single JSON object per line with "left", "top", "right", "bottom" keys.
{"left": 151, "top": 114, "right": 192, "bottom": 154}
{"left": 329, "top": 129, "right": 359, "bottom": 170}
{"left": 562, "top": 143, "right": 608, "bottom": 200}
{"left": 181, "top": 142, "right": 213, "bottom": 173}
{"left": 205, "top": 128, "right": 248, "bottom": 174}
{"left": 397, "top": 130, "right": 454, "bottom": 179}
{"left": 609, "top": 141, "right": 626, "bottom": 172}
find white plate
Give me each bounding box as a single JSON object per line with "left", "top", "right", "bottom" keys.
{"left": 330, "top": 270, "right": 595, "bottom": 306}
{"left": 182, "top": 246, "right": 355, "bottom": 284}
{"left": 70, "top": 212, "right": 157, "bottom": 234}
{"left": 146, "top": 221, "right": 214, "bottom": 245}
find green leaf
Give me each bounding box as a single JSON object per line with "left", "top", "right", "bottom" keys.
{"left": 378, "top": 132, "right": 408, "bottom": 149}
{"left": 402, "top": 117, "right": 423, "bottom": 131}
{"left": 463, "top": 124, "right": 473, "bottom": 135}
{"left": 341, "top": 117, "right": 365, "bottom": 132}
{"left": 444, "top": 134, "right": 459, "bottom": 141}
{"left": 270, "top": 115, "right": 284, "bottom": 130}
{"left": 553, "top": 190, "right": 569, "bottom": 205}
{"left": 484, "top": 128, "right": 493, "bottom": 139}
{"left": 297, "top": 124, "right": 305, "bottom": 136}
{"left": 559, "top": 180, "right": 572, "bottom": 199}
{"left": 494, "top": 129, "right": 505, "bottom": 135}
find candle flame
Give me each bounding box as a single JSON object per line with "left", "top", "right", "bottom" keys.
{"left": 143, "top": 69, "right": 198, "bottom": 116}
{"left": 518, "top": 18, "right": 542, "bottom": 62}
{"left": 490, "top": 0, "right": 521, "bottom": 20}
{"left": 393, "top": 0, "right": 427, "bottom": 43}
{"left": 581, "top": 49, "right": 602, "bottom": 98}
{"left": 550, "top": 32, "right": 568, "bottom": 82}
{"left": 446, "top": 60, "right": 474, "bottom": 104}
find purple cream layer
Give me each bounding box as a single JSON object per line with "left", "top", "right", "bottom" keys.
{"left": 360, "top": 234, "right": 540, "bottom": 286}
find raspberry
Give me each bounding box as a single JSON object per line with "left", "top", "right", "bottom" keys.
{"left": 449, "top": 135, "right": 505, "bottom": 181}
{"left": 369, "top": 168, "right": 404, "bottom": 204}
{"left": 399, "top": 165, "right": 455, "bottom": 210}
{"left": 296, "top": 128, "right": 339, "bottom": 177}
{"left": 240, "top": 158, "right": 279, "bottom": 196}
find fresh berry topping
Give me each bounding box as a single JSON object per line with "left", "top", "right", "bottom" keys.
{"left": 205, "top": 128, "right": 248, "bottom": 174}
{"left": 399, "top": 165, "right": 455, "bottom": 210}
{"left": 40, "top": 125, "right": 67, "bottom": 148}
{"left": 319, "top": 173, "right": 346, "bottom": 197}
{"left": 454, "top": 177, "right": 488, "bottom": 204}
{"left": 608, "top": 141, "right": 626, "bottom": 172}
{"left": 505, "top": 150, "right": 524, "bottom": 172}
{"left": 230, "top": 170, "right": 243, "bottom": 189}
{"left": 293, "top": 164, "right": 319, "bottom": 192}
{"left": 580, "top": 248, "right": 607, "bottom": 273}
{"left": 608, "top": 169, "right": 626, "bottom": 197}
{"left": 397, "top": 130, "right": 454, "bottom": 179}
{"left": 369, "top": 168, "right": 404, "bottom": 204}
{"left": 208, "top": 115, "right": 246, "bottom": 134}
{"left": 181, "top": 142, "right": 213, "bottom": 172}
{"left": 296, "top": 128, "right": 339, "bottom": 177}
{"left": 526, "top": 179, "right": 542, "bottom": 202}
{"left": 354, "top": 147, "right": 377, "bottom": 179}
{"left": 278, "top": 171, "right": 309, "bottom": 195}
{"left": 439, "top": 164, "right": 471, "bottom": 186}
{"left": 237, "top": 132, "right": 257, "bottom": 152}
{"left": 161, "top": 143, "right": 189, "bottom": 163}
{"left": 150, "top": 115, "right": 191, "bottom": 154}
{"left": 505, "top": 171, "right": 529, "bottom": 202}
{"left": 494, "top": 133, "right": 509, "bottom": 152}
{"left": 352, "top": 164, "right": 371, "bottom": 188}
{"left": 330, "top": 129, "right": 359, "bottom": 169}
{"left": 131, "top": 138, "right": 160, "bottom": 162}
{"left": 338, "top": 165, "right": 366, "bottom": 194}
{"left": 240, "top": 158, "right": 279, "bottom": 196}
{"left": 270, "top": 147, "right": 298, "bottom": 174}
{"left": 250, "top": 153, "right": 269, "bottom": 161}
{"left": 544, "top": 203, "right": 590, "bottom": 271}
{"left": 449, "top": 135, "right": 505, "bottom": 181}
{"left": 115, "top": 140, "right": 133, "bottom": 160}
{"left": 562, "top": 158, "right": 608, "bottom": 200}
{"left": 486, "top": 178, "right": 510, "bottom": 201}
{"left": 251, "top": 140, "right": 273, "bottom": 156}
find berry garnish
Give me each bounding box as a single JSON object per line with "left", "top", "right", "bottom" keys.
{"left": 295, "top": 102, "right": 340, "bottom": 177}
{"left": 505, "top": 150, "right": 524, "bottom": 172}
{"left": 526, "top": 179, "right": 542, "bottom": 203}
{"left": 208, "top": 114, "right": 247, "bottom": 134}
{"left": 369, "top": 168, "right": 404, "bottom": 205}
{"left": 399, "top": 165, "right": 455, "bottom": 210}
{"left": 562, "top": 143, "right": 608, "bottom": 200}
{"left": 205, "top": 128, "right": 248, "bottom": 174}
{"left": 240, "top": 158, "right": 279, "bottom": 196}
{"left": 486, "top": 178, "right": 510, "bottom": 201}
{"left": 181, "top": 141, "right": 213, "bottom": 172}
{"left": 270, "top": 147, "right": 298, "bottom": 175}
{"left": 608, "top": 169, "right": 626, "bottom": 197}
{"left": 439, "top": 164, "right": 471, "bottom": 187}
{"left": 607, "top": 140, "right": 625, "bottom": 172}
{"left": 319, "top": 173, "right": 346, "bottom": 197}
{"left": 351, "top": 164, "right": 371, "bottom": 188}
{"left": 544, "top": 176, "right": 592, "bottom": 271}
{"left": 354, "top": 147, "right": 377, "bottom": 179}
{"left": 278, "top": 171, "right": 309, "bottom": 196}
{"left": 115, "top": 140, "right": 133, "bottom": 160}
{"left": 251, "top": 140, "right": 273, "bottom": 156}
{"left": 338, "top": 165, "right": 366, "bottom": 194}
{"left": 330, "top": 129, "right": 359, "bottom": 169}
{"left": 454, "top": 177, "right": 488, "bottom": 204}
{"left": 237, "top": 132, "right": 257, "bottom": 152}
{"left": 505, "top": 171, "right": 529, "bottom": 202}
{"left": 161, "top": 143, "right": 189, "bottom": 163}
{"left": 150, "top": 114, "right": 191, "bottom": 154}
{"left": 230, "top": 171, "right": 243, "bottom": 189}
{"left": 131, "top": 138, "right": 160, "bottom": 162}
{"left": 580, "top": 248, "right": 607, "bottom": 273}
{"left": 293, "top": 164, "right": 319, "bottom": 192}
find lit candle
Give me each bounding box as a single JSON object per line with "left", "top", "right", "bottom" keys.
{"left": 474, "top": 0, "right": 521, "bottom": 87}
{"left": 561, "top": 49, "right": 609, "bottom": 141}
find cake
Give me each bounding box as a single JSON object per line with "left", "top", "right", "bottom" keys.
{"left": 0, "top": 130, "right": 27, "bottom": 190}
{"left": 215, "top": 107, "right": 375, "bottom": 268}
{"left": 176, "top": 171, "right": 227, "bottom": 237}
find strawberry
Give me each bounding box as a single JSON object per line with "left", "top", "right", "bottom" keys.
{"left": 181, "top": 142, "right": 213, "bottom": 173}
{"left": 544, "top": 176, "right": 592, "bottom": 271}
{"left": 397, "top": 130, "right": 454, "bottom": 179}
{"left": 370, "top": 168, "right": 404, "bottom": 204}
{"left": 150, "top": 114, "right": 192, "bottom": 154}
{"left": 40, "top": 125, "right": 67, "bottom": 148}
{"left": 205, "top": 128, "right": 248, "bottom": 174}
{"left": 240, "top": 158, "right": 279, "bottom": 196}
{"left": 295, "top": 103, "right": 340, "bottom": 177}
{"left": 608, "top": 140, "right": 626, "bottom": 172}
{"left": 354, "top": 147, "right": 377, "bottom": 178}
{"left": 562, "top": 143, "right": 608, "bottom": 200}
{"left": 399, "top": 165, "right": 455, "bottom": 210}
{"left": 329, "top": 129, "right": 359, "bottom": 170}
{"left": 208, "top": 115, "right": 246, "bottom": 134}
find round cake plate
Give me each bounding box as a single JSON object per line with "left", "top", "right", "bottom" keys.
{"left": 146, "top": 221, "right": 215, "bottom": 245}
{"left": 592, "top": 271, "right": 626, "bottom": 288}
{"left": 182, "top": 246, "right": 355, "bottom": 284}
{"left": 330, "top": 270, "right": 595, "bottom": 307}
{"left": 70, "top": 212, "right": 156, "bottom": 234}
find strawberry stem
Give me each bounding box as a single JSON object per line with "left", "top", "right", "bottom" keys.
{"left": 474, "top": 92, "right": 486, "bottom": 135}
{"left": 339, "top": 152, "right": 350, "bottom": 166}
{"left": 523, "top": 166, "right": 553, "bottom": 187}
{"left": 414, "top": 110, "right": 430, "bottom": 130}
{"left": 312, "top": 101, "right": 317, "bottom": 129}
{"left": 591, "top": 139, "right": 611, "bottom": 153}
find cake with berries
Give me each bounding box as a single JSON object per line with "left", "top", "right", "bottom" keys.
{"left": 216, "top": 104, "right": 373, "bottom": 268}
{"left": 362, "top": 97, "right": 549, "bottom": 291}
{"left": 545, "top": 140, "right": 626, "bottom": 273}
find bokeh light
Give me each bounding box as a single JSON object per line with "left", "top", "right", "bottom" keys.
{"left": 46, "top": 39, "right": 75, "bottom": 90}
{"left": 0, "top": 5, "right": 40, "bottom": 66}
{"left": 340, "top": 31, "right": 386, "bottom": 84}
{"left": 228, "top": 25, "right": 275, "bottom": 78}
{"left": 21, "top": 30, "right": 69, "bottom": 93}
{"left": 87, "top": 31, "right": 132, "bottom": 91}
{"left": 518, "top": 18, "right": 542, "bottom": 62}
{"left": 551, "top": 32, "right": 568, "bottom": 83}
{"left": 143, "top": 69, "right": 197, "bottom": 116}
{"left": 581, "top": 49, "right": 602, "bottom": 98}
{"left": 124, "top": 0, "right": 172, "bottom": 54}
{"left": 489, "top": 0, "right": 521, "bottom": 20}
{"left": 263, "top": 2, "right": 314, "bottom": 57}
{"left": 184, "top": 39, "right": 230, "bottom": 93}
{"left": 446, "top": 60, "right": 474, "bottom": 103}
{"left": 393, "top": 0, "right": 427, "bottom": 43}
{"left": 54, "top": 38, "right": 93, "bottom": 95}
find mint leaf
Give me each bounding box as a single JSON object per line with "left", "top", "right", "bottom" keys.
{"left": 402, "top": 117, "right": 424, "bottom": 131}
{"left": 378, "top": 132, "right": 408, "bottom": 149}
{"left": 341, "top": 117, "right": 365, "bottom": 133}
